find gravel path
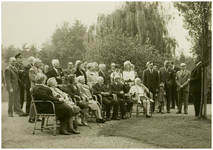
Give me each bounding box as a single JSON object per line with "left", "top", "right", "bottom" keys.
{"left": 2, "top": 102, "right": 159, "bottom": 148}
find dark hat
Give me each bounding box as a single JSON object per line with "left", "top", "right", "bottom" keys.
{"left": 15, "top": 53, "right": 22, "bottom": 59}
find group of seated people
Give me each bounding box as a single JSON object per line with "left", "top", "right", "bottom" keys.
{"left": 31, "top": 59, "right": 154, "bottom": 135}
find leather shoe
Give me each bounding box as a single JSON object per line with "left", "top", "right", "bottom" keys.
{"left": 146, "top": 115, "right": 151, "bottom": 118}
{"left": 8, "top": 114, "right": 14, "bottom": 117}
{"left": 68, "top": 130, "right": 80, "bottom": 134}
{"left": 111, "top": 116, "right": 120, "bottom": 120}
{"left": 167, "top": 111, "right": 170, "bottom": 113}
{"left": 176, "top": 111, "right": 181, "bottom": 114}
{"left": 184, "top": 111, "right": 188, "bottom": 114}
{"left": 96, "top": 118, "right": 105, "bottom": 123}
{"left": 29, "top": 119, "right": 35, "bottom": 123}
{"left": 59, "top": 131, "right": 71, "bottom": 135}
{"left": 19, "top": 113, "right": 28, "bottom": 117}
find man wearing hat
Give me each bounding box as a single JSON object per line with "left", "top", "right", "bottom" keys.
{"left": 5, "top": 57, "right": 28, "bottom": 117}
{"left": 109, "top": 75, "right": 134, "bottom": 119}
{"left": 175, "top": 63, "right": 191, "bottom": 114}
{"left": 15, "top": 53, "right": 26, "bottom": 109}
{"left": 159, "top": 60, "right": 175, "bottom": 113}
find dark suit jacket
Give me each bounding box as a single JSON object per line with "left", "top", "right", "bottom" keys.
{"left": 75, "top": 69, "right": 87, "bottom": 84}
{"left": 109, "top": 82, "right": 129, "bottom": 98}
{"left": 159, "top": 67, "right": 174, "bottom": 88}
{"left": 46, "top": 68, "right": 64, "bottom": 84}
{"left": 190, "top": 64, "right": 201, "bottom": 92}
{"left": 98, "top": 71, "right": 107, "bottom": 85}
{"left": 5, "top": 65, "right": 20, "bottom": 91}
{"left": 143, "top": 68, "right": 159, "bottom": 93}
{"left": 92, "top": 83, "right": 109, "bottom": 95}
{"left": 24, "top": 64, "right": 32, "bottom": 89}
{"left": 16, "top": 62, "right": 26, "bottom": 87}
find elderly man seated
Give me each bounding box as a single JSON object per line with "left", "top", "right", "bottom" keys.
{"left": 129, "top": 78, "right": 153, "bottom": 118}
{"left": 76, "top": 76, "right": 105, "bottom": 123}
{"left": 92, "top": 77, "right": 120, "bottom": 121}
{"left": 109, "top": 75, "right": 134, "bottom": 119}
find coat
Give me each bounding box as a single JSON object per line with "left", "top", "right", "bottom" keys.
{"left": 92, "top": 83, "right": 109, "bottom": 95}
{"left": 29, "top": 66, "right": 43, "bottom": 87}
{"left": 109, "top": 82, "right": 129, "bottom": 98}
{"left": 75, "top": 69, "right": 87, "bottom": 84}
{"left": 32, "top": 84, "right": 72, "bottom": 121}
{"left": 24, "top": 64, "right": 32, "bottom": 89}
{"left": 175, "top": 69, "right": 191, "bottom": 92}
{"left": 46, "top": 68, "right": 64, "bottom": 84}
{"left": 142, "top": 68, "right": 159, "bottom": 93}
{"left": 159, "top": 67, "right": 174, "bottom": 88}
{"left": 16, "top": 62, "right": 26, "bottom": 87}
{"left": 190, "top": 63, "right": 201, "bottom": 92}
{"left": 5, "top": 65, "right": 20, "bottom": 92}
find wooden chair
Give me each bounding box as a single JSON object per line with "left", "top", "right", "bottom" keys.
{"left": 30, "top": 89, "right": 59, "bottom": 136}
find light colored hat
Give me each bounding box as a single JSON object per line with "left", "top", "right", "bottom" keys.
{"left": 180, "top": 63, "right": 186, "bottom": 67}
{"left": 124, "top": 61, "right": 131, "bottom": 67}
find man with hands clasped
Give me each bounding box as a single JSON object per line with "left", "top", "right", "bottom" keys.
{"left": 175, "top": 63, "right": 191, "bottom": 114}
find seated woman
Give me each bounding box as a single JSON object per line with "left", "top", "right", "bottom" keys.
{"left": 129, "top": 78, "right": 153, "bottom": 118}
{"left": 32, "top": 73, "right": 80, "bottom": 135}
{"left": 46, "top": 77, "right": 81, "bottom": 122}
{"left": 58, "top": 75, "right": 89, "bottom": 126}
{"left": 76, "top": 76, "right": 105, "bottom": 123}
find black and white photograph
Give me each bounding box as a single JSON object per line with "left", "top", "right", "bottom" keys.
{"left": 1, "top": 1, "right": 211, "bottom": 148}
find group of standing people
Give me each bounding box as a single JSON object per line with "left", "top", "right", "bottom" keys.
{"left": 4, "top": 53, "right": 202, "bottom": 135}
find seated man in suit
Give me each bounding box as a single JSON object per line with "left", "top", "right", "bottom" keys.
{"left": 92, "top": 77, "right": 120, "bottom": 121}
{"left": 109, "top": 75, "right": 134, "bottom": 119}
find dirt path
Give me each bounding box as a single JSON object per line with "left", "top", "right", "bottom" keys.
{"left": 2, "top": 101, "right": 160, "bottom": 148}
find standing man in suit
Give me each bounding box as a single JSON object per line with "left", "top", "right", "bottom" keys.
{"left": 190, "top": 61, "right": 202, "bottom": 117}
{"left": 170, "top": 61, "right": 181, "bottom": 109}
{"left": 98, "top": 64, "right": 107, "bottom": 85}
{"left": 15, "top": 53, "right": 26, "bottom": 109}
{"left": 24, "top": 56, "right": 34, "bottom": 115}
{"left": 176, "top": 63, "right": 191, "bottom": 114}
{"left": 46, "top": 59, "right": 64, "bottom": 84}
{"left": 5, "top": 57, "right": 28, "bottom": 117}
{"left": 143, "top": 62, "right": 159, "bottom": 112}
{"left": 159, "top": 60, "right": 174, "bottom": 113}
{"left": 93, "top": 77, "right": 120, "bottom": 120}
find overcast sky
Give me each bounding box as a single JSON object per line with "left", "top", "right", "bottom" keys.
{"left": 2, "top": 1, "right": 192, "bottom": 57}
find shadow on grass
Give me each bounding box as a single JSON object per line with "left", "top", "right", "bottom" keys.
{"left": 99, "top": 115, "right": 211, "bottom": 148}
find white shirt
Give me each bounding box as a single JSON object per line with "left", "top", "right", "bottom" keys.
{"left": 123, "top": 70, "right": 135, "bottom": 81}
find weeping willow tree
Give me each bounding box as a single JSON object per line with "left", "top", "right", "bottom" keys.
{"left": 84, "top": 2, "right": 178, "bottom": 73}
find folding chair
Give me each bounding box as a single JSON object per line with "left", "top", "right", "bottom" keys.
{"left": 30, "top": 90, "right": 59, "bottom": 136}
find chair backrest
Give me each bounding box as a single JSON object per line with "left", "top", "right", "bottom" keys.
{"left": 30, "top": 87, "right": 56, "bottom": 115}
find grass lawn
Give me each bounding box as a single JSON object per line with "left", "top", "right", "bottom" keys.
{"left": 99, "top": 112, "right": 211, "bottom": 148}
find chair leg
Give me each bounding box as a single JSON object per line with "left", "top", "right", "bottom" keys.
{"left": 41, "top": 117, "right": 45, "bottom": 131}
{"left": 53, "top": 116, "right": 57, "bottom": 136}
{"left": 33, "top": 116, "right": 38, "bottom": 135}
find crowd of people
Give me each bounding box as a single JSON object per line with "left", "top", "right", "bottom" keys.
{"left": 4, "top": 53, "right": 202, "bottom": 135}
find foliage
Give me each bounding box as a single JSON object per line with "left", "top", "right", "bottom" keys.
{"left": 84, "top": 33, "right": 172, "bottom": 78}
{"left": 174, "top": 2, "right": 212, "bottom": 65}
{"left": 39, "top": 20, "right": 87, "bottom": 67}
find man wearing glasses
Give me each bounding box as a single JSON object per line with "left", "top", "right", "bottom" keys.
{"left": 175, "top": 63, "right": 191, "bottom": 114}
